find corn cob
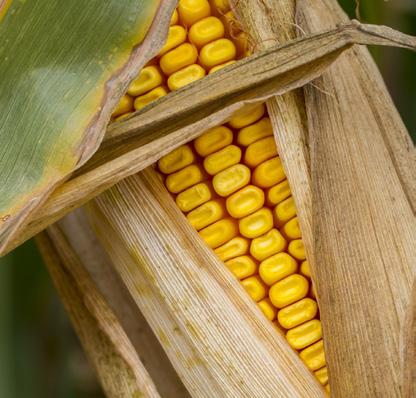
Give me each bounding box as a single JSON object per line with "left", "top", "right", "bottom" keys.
{"left": 112, "top": 0, "right": 329, "bottom": 391}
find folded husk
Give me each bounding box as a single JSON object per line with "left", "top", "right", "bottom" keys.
{"left": 88, "top": 167, "right": 326, "bottom": 397}
{"left": 4, "top": 20, "right": 416, "bottom": 255}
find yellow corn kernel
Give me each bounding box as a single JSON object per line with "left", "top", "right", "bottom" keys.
{"left": 300, "top": 340, "right": 326, "bottom": 371}
{"left": 239, "top": 207, "right": 273, "bottom": 239}
{"left": 258, "top": 298, "right": 277, "bottom": 321}
{"left": 250, "top": 228, "right": 287, "bottom": 261}
{"left": 274, "top": 196, "right": 296, "bottom": 225}
{"left": 170, "top": 9, "right": 179, "bottom": 25}
{"left": 241, "top": 275, "right": 267, "bottom": 302}
{"left": 160, "top": 43, "right": 198, "bottom": 76}
{"left": 199, "top": 38, "right": 236, "bottom": 69}
{"left": 112, "top": 94, "right": 134, "bottom": 118}
{"left": 226, "top": 185, "right": 264, "bottom": 219}
{"left": 314, "top": 366, "right": 328, "bottom": 386}
{"left": 187, "top": 199, "right": 225, "bottom": 230}
{"left": 244, "top": 136, "right": 278, "bottom": 168}
{"left": 269, "top": 274, "right": 309, "bottom": 309}
{"left": 282, "top": 217, "right": 302, "bottom": 240}
{"left": 210, "top": 0, "right": 230, "bottom": 15}
{"left": 127, "top": 66, "right": 164, "bottom": 96}
{"left": 277, "top": 298, "right": 318, "bottom": 329}
{"left": 203, "top": 145, "right": 242, "bottom": 175}
{"left": 225, "top": 255, "right": 257, "bottom": 280}
{"left": 165, "top": 164, "right": 205, "bottom": 194}
{"left": 178, "top": 0, "right": 211, "bottom": 27}
{"left": 300, "top": 260, "right": 311, "bottom": 278}
{"left": 252, "top": 157, "right": 286, "bottom": 188}
{"left": 237, "top": 117, "right": 273, "bottom": 147}
{"left": 212, "top": 164, "right": 251, "bottom": 197}
{"left": 286, "top": 319, "right": 322, "bottom": 350}
{"left": 168, "top": 64, "right": 206, "bottom": 91}
{"left": 325, "top": 384, "right": 330, "bottom": 394}
{"left": 176, "top": 182, "right": 212, "bottom": 212}
{"left": 288, "top": 239, "right": 306, "bottom": 261}
{"left": 159, "top": 25, "right": 187, "bottom": 56}
{"left": 189, "top": 16, "right": 225, "bottom": 48}
{"left": 194, "top": 126, "right": 233, "bottom": 156}
{"left": 266, "top": 180, "right": 291, "bottom": 206}
{"left": 199, "top": 218, "right": 238, "bottom": 249}
{"left": 158, "top": 144, "right": 195, "bottom": 174}
{"left": 214, "top": 236, "right": 249, "bottom": 261}
{"left": 259, "top": 252, "right": 298, "bottom": 286}
{"left": 229, "top": 103, "right": 266, "bottom": 129}
{"left": 134, "top": 86, "right": 168, "bottom": 111}
{"left": 208, "top": 60, "right": 235, "bottom": 74}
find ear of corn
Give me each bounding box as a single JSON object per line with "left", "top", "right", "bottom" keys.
{"left": 112, "top": 0, "right": 329, "bottom": 391}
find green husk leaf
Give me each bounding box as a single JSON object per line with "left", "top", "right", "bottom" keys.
{"left": 0, "top": 0, "right": 175, "bottom": 247}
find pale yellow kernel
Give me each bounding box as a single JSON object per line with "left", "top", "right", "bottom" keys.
{"left": 127, "top": 66, "right": 164, "bottom": 96}
{"left": 158, "top": 144, "right": 195, "bottom": 174}
{"left": 199, "top": 38, "right": 236, "bottom": 69}
{"left": 269, "top": 274, "right": 309, "bottom": 309}
{"left": 226, "top": 185, "right": 264, "bottom": 219}
{"left": 189, "top": 16, "right": 225, "bottom": 48}
{"left": 250, "top": 228, "right": 287, "bottom": 261}
{"left": 194, "top": 126, "right": 233, "bottom": 157}
{"left": 229, "top": 103, "right": 265, "bottom": 129}
{"left": 277, "top": 298, "right": 318, "bottom": 329}
{"left": 241, "top": 275, "right": 268, "bottom": 302}
{"left": 159, "top": 25, "right": 187, "bottom": 56}
{"left": 199, "top": 218, "right": 239, "bottom": 249}
{"left": 160, "top": 43, "right": 198, "bottom": 76}
{"left": 259, "top": 252, "right": 298, "bottom": 286}
{"left": 237, "top": 117, "right": 273, "bottom": 147}
{"left": 258, "top": 298, "right": 277, "bottom": 321}
{"left": 214, "top": 236, "right": 250, "bottom": 261}
{"left": 225, "top": 255, "right": 257, "bottom": 280}
{"left": 167, "top": 64, "right": 206, "bottom": 91}
{"left": 134, "top": 86, "right": 168, "bottom": 111}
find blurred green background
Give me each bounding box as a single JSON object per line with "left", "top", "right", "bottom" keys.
{"left": 0, "top": 1, "right": 415, "bottom": 397}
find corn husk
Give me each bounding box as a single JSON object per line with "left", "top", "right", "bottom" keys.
{"left": 297, "top": 1, "right": 416, "bottom": 396}
{"left": 36, "top": 230, "right": 160, "bottom": 397}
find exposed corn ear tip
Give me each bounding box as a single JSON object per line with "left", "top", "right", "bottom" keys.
{"left": 112, "top": 1, "right": 329, "bottom": 387}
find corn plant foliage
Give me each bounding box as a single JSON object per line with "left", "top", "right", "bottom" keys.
{"left": 0, "top": 0, "right": 170, "bottom": 247}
